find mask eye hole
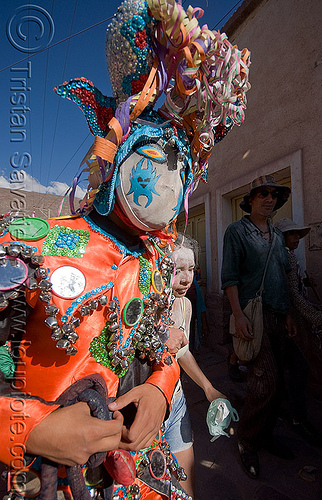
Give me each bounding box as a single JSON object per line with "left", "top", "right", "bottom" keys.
{"left": 136, "top": 145, "right": 166, "bottom": 163}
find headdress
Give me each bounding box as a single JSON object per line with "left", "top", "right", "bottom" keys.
{"left": 274, "top": 218, "right": 310, "bottom": 238}
{"left": 55, "top": 0, "right": 251, "bottom": 218}
{"left": 240, "top": 175, "right": 291, "bottom": 213}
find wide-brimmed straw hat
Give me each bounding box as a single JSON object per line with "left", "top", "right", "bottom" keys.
{"left": 240, "top": 174, "right": 291, "bottom": 213}
{"left": 274, "top": 218, "right": 310, "bottom": 238}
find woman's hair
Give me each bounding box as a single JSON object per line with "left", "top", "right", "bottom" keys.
{"left": 166, "top": 233, "right": 200, "bottom": 266}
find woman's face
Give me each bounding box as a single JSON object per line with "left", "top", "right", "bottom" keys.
{"left": 172, "top": 247, "right": 195, "bottom": 298}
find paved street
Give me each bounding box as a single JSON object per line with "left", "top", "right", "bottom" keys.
{"left": 185, "top": 345, "right": 322, "bottom": 500}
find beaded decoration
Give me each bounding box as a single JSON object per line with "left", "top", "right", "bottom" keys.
{"left": 84, "top": 215, "right": 145, "bottom": 256}
{"left": 42, "top": 225, "right": 89, "bottom": 258}
{"left": 106, "top": 0, "right": 155, "bottom": 104}
{"left": 0, "top": 221, "right": 174, "bottom": 360}
{"left": 135, "top": 434, "right": 188, "bottom": 484}
{"left": 89, "top": 296, "right": 137, "bottom": 377}
{"left": 93, "top": 112, "right": 193, "bottom": 217}
{"left": 89, "top": 251, "right": 175, "bottom": 375}
{"left": 111, "top": 434, "right": 192, "bottom": 500}
{"left": 0, "top": 214, "right": 14, "bottom": 237}
{"left": 138, "top": 255, "right": 152, "bottom": 294}
{"left": 0, "top": 240, "right": 114, "bottom": 357}
{"left": 63, "top": 281, "right": 114, "bottom": 318}
{"left": 0, "top": 343, "right": 15, "bottom": 379}
{"left": 54, "top": 78, "right": 116, "bottom": 137}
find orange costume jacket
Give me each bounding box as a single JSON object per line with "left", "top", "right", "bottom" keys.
{"left": 0, "top": 215, "right": 179, "bottom": 493}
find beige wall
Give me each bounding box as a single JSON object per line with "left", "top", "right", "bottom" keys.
{"left": 190, "top": 0, "right": 322, "bottom": 297}
{"left": 188, "top": 0, "right": 322, "bottom": 359}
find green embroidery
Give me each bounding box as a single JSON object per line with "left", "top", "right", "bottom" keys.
{"left": 0, "top": 345, "right": 15, "bottom": 379}
{"left": 89, "top": 325, "right": 136, "bottom": 378}
{"left": 42, "top": 225, "right": 89, "bottom": 258}
{"left": 138, "top": 255, "right": 152, "bottom": 295}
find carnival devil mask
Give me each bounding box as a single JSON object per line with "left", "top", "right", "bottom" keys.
{"left": 113, "top": 117, "right": 193, "bottom": 230}
{"left": 91, "top": 111, "right": 193, "bottom": 230}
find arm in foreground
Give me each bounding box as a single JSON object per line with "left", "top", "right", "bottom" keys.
{"left": 178, "top": 350, "right": 226, "bottom": 402}
{"left": 26, "top": 402, "right": 123, "bottom": 466}
{"left": 288, "top": 253, "right": 322, "bottom": 327}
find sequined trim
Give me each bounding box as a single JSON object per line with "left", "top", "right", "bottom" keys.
{"left": 0, "top": 240, "right": 37, "bottom": 253}
{"left": 89, "top": 327, "right": 136, "bottom": 378}
{"left": 138, "top": 255, "right": 152, "bottom": 294}
{"left": 64, "top": 281, "right": 114, "bottom": 318}
{"left": 42, "top": 225, "right": 89, "bottom": 258}
{"left": 84, "top": 215, "right": 144, "bottom": 257}
{"left": 106, "top": 0, "right": 154, "bottom": 103}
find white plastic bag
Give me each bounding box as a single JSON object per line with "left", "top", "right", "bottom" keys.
{"left": 206, "top": 398, "right": 239, "bottom": 442}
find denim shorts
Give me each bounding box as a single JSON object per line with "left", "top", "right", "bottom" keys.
{"left": 163, "top": 386, "right": 193, "bottom": 453}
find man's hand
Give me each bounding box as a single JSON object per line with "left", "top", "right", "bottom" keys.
{"left": 26, "top": 402, "right": 123, "bottom": 466}
{"left": 234, "top": 312, "right": 254, "bottom": 340}
{"left": 109, "top": 384, "right": 167, "bottom": 451}
{"left": 226, "top": 286, "right": 253, "bottom": 341}
{"left": 166, "top": 327, "right": 188, "bottom": 355}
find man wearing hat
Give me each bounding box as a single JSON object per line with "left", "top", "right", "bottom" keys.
{"left": 274, "top": 218, "right": 322, "bottom": 446}
{"left": 222, "top": 175, "right": 295, "bottom": 479}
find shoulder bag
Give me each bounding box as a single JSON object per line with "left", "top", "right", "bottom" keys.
{"left": 229, "top": 231, "right": 276, "bottom": 362}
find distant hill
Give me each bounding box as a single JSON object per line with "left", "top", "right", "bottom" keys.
{"left": 0, "top": 188, "right": 80, "bottom": 219}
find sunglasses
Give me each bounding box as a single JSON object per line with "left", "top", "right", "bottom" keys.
{"left": 257, "top": 189, "right": 279, "bottom": 199}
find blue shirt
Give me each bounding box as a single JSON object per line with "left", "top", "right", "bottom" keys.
{"left": 221, "top": 216, "right": 290, "bottom": 314}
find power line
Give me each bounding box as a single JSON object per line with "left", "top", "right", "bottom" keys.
{"left": 39, "top": 0, "right": 56, "bottom": 187}
{"left": 212, "top": 0, "right": 243, "bottom": 30}
{"left": 45, "top": 0, "right": 79, "bottom": 189}
{"left": 37, "top": 132, "right": 91, "bottom": 208}
{"left": 0, "top": 15, "right": 113, "bottom": 73}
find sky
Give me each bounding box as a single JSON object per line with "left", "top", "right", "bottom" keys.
{"left": 0, "top": 0, "right": 243, "bottom": 207}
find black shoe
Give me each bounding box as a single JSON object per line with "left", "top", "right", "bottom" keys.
{"left": 262, "top": 438, "right": 295, "bottom": 460}
{"left": 238, "top": 441, "right": 260, "bottom": 479}
{"left": 228, "top": 357, "right": 243, "bottom": 382}
{"left": 292, "top": 420, "right": 322, "bottom": 447}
